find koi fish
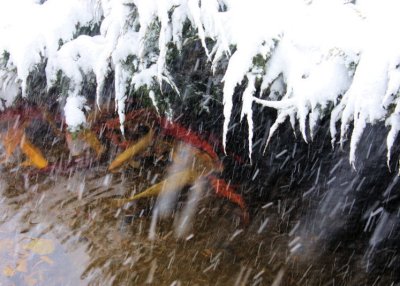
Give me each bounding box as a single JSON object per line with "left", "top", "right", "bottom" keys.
{"left": 160, "top": 118, "right": 219, "bottom": 160}
{"left": 114, "top": 169, "right": 199, "bottom": 206}
{"left": 20, "top": 135, "right": 48, "bottom": 169}
{"left": 208, "top": 175, "right": 248, "bottom": 223}
{"left": 108, "top": 128, "right": 154, "bottom": 171}
{"left": 79, "top": 129, "right": 105, "bottom": 158}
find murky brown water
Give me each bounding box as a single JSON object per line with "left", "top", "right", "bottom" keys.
{"left": 0, "top": 106, "right": 393, "bottom": 286}
{"left": 0, "top": 166, "right": 379, "bottom": 286}
{"left": 0, "top": 167, "right": 285, "bottom": 286}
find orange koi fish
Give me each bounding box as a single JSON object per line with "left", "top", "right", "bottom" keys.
{"left": 114, "top": 169, "right": 199, "bottom": 206}
{"left": 108, "top": 129, "right": 154, "bottom": 171}
{"left": 20, "top": 135, "right": 48, "bottom": 169}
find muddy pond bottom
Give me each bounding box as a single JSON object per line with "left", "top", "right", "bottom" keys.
{"left": 0, "top": 169, "right": 269, "bottom": 286}
{"left": 0, "top": 164, "right": 389, "bottom": 286}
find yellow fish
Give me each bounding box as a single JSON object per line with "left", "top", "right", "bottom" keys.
{"left": 79, "top": 129, "right": 105, "bottom": 158}
{"left": 20, "top": 135, "right": 48, "bottom": 169}
{"left": 108, "top": 129, "right": 154, "bottom": 171}
{"left": 114, "top": 169, "right": 199, "bottom": 206}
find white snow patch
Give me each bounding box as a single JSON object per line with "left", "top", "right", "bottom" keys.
{"left": 64, "top": 95, "right": 88, "bottom": 131}
{"left": 1, "top": 0, "right": 400, "bottom": 166}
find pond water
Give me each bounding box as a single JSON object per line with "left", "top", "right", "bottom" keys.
{"left": 0, "top": 166, "right": 293, "bottom": 285}
{"left": 0, "top": 106, "right": 397, "bottom": 285}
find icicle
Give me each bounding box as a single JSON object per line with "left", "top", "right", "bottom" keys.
{"left": 386, "top": 108, "right": 400, "bottom": 168}
{"left": 222, "top": 50, "right": 253, "bottom": 151}
{"left": 188, "top": 0, "right": 211, "bottom": 61}
{"left": 309, "top": 106, "right": 320, "bottom": 140}
{"left": 329, "top": 102, "right": 344, "bottom": 148}
{"left": 382, "top": 60, "right": 400, "bottom": 109}
{"left": 114, "top": 63, "right": 128, "bottom": 136}
{"left": 156, "top": 1, "right": 171, "bottom": 87}
{"left": 252, "top": 97, "right": 295, "bottom": 109}
{"left": 349, "top": 112, "right": 366, "bottom": 168}
{"left": 339, "top": 96, "right": 355, "bottom": 148}
{"left": 263, "top": 109, "right": 291, "bottom": 154}
{"left": 241, "top": 73, "right": 256, "bottom": 162}
{"left": 148, "top": 90, "right": 160, "bottom": 113}
{"left": 297, "top": 101, "right": 309, "bottom": 143}
{"left": 289, "top": 112, "right": 296, "bottom": 136}
{"left": 134, "top": 0, "right": 157, "bottom": 59}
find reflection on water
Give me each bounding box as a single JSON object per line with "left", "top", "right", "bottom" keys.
{"left": 0, "top": 177, "right": 89, "bottom": 286}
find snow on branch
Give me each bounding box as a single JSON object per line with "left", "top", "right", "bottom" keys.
{"left": 1, "top": 0, "right": 400, "bottom": 167}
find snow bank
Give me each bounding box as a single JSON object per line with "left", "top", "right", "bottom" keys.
{"left": 1, "top": 0, "right": 400, "bottom": 167}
